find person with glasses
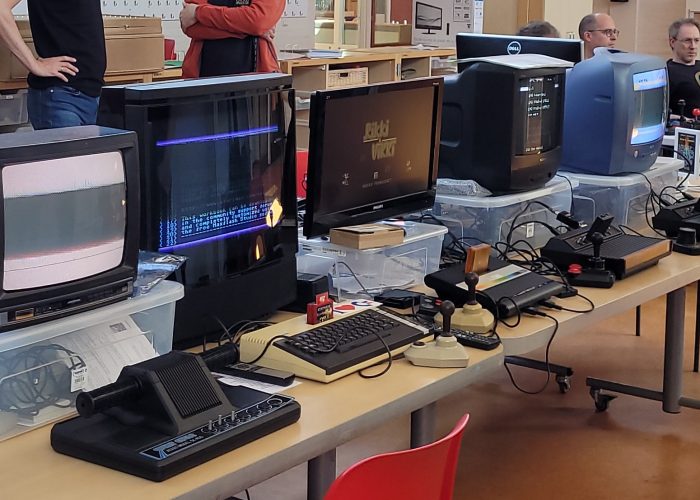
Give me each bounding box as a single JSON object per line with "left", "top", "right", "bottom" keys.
{"left": 667, "top": 18, "right": 700, "bottom": 119}
{"left": 578, "top": 13, "right": 619, "bottom": 59}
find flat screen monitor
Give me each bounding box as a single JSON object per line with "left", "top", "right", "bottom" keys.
{"left": 457, "top": 33, "right": 583, "bottom": 65}
{"left": 98, "top": 74, "right": 297, "bottom": 348}
{"left": 561, "top": 49, "right": 668, "bottom": 174}
{"left": 303, "top": 78, "right": 443, "bottom": 238}
{"left": 440, "top": 55, "right": 568, "bottom": 192}
{"left": 0, "top": 126, "right": 139, "bottom": 330}
{"left": 415, "top": 2, "right": 442, "bottom": 33}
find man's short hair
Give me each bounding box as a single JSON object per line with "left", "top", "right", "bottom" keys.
{"left": 517, "top": 20, "right": 560, "bottom": 38}
{"left": 669, "top": 18, "right": 700, "bottom": 39}
{"left": 578, "top": 14, "right": 599, "bottom": 39}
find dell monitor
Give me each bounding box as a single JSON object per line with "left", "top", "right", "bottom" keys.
{"left": 415, "top": 2, "right": 442, "bottom": 34}
{"left": 303, "top": 78, "right": 443, "bottom": 238}
{"left": 560, "top": 48, "right": 668, "bottom": 175}
{"left": 98, "top": 74, "right": 297, "bottom": 348}
{"left": 457, "top": 33, "right": 583, "bottom": 65}
{"left": 0, "top": 126, "right": 139, "bottom": 330}
{"left": 439, "top": 55, "right": 568, "bottom": 192}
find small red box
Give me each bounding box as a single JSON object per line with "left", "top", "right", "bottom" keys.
{"left": 306, "top": 292, "right": 334, "bottom": 325}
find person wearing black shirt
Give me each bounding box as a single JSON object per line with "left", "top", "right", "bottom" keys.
{"left": 0, "top": 0, "right": 106, "bottom": 129}
{"left": 667, "top": 18, "right": 700, "bottom": 118}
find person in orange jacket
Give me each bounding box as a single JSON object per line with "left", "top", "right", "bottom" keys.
{"left": 179, "top": 0, "right": 283, "bottom": 78}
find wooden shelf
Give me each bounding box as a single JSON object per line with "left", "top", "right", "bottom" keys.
{"left": 280, "top": 46, "right": 455, "bottom": 148}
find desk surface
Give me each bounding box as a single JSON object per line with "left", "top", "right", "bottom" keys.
{"left": 0, "top": 345, "right": 502, "bottom": 499}
{"left": 495, "top": 252, "right": 700, "bottom": 355}
{"left": 3, "top": 252, "right": 700, "bottom": 498}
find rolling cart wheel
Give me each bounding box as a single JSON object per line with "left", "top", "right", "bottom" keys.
{"left": 556, "top": 375, "right": 571, "bottom": 394}
{"left": 590, "top": 387, "right": 616, "bottom": 412}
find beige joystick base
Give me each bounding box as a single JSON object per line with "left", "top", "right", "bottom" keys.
{"left": 435, "top": 303, "right": 494, "bottom": 333}
{"left": 404, "top": 335, "right": 470, "bottom": 368}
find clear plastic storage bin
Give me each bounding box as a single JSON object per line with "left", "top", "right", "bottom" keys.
{"left": 0, "top": 281, "right": 183, "bottom": 441}
{"left": 0, "top": 90, "right": 28, "bottom": 127}
{"left": 297, "top": 222, "right": 447, "bottom": 299}
{"left": 431, "top": 177, "right": 576, "bottom": 249}
{"left": 562, "top": 157, "right": 684, "bottom": 231}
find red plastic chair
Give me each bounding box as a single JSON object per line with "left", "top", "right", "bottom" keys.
{"left": 324, "top": 414, "right": 470, "bottom": 500}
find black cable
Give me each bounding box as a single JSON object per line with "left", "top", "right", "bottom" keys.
{"left": 247, "top": 335, "right": 292, "bottom": 365}
{"left": 505, "top": 200, "right": 559, "bottom": 247}
{"left": 555, "top": 173, "right": 576, "bottom": 213}
{"left": 334, "top": 261, "right": 377, "bottom": 299}
{"left": 660, "top": 144, "right": 693, "bottom": 179}
{"left": 0, "top": 344, "right": 86, "bottom": 416}
{"left": 502, "top": 309, "right": 559, "bottom": 395}
{"left": 540, "top": 292, "right": 595, "bottom": 314}
{"left": 358, "top": 332, "right": 394, "bottom": 379}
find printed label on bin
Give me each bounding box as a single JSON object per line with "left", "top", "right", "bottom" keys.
{"left": 457, "top": 264, "right": 530, "bottom": 291}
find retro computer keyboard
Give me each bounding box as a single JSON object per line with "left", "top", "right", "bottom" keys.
{"left": 239, "top": 308, "right": 431, "bottom": 383}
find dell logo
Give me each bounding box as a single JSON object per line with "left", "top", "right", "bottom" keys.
{"left": 507, "top": 41, "right": 522, "bottom": 55}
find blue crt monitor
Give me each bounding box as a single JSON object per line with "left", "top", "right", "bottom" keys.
{"left": 560, "top": 49, "right": 668, "bottom": 175}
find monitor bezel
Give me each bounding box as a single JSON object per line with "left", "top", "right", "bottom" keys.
{"left": 415, "top": 2, "right": 443, "bottom": 31}
{"left": 303, "top": 78, "right": 443, "bottom": 238}
{"left": 456, "top": 32, "right": 583, "bottom": 65}
{"left": 0, "top": 126, "right": 140, "bottom": 319}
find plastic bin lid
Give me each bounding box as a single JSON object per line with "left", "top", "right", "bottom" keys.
{"left": 299, "top": 221, "right": 448, "bottom": 254}
{"left": 0, "top": 280, "right": 184, "bottom": 352}
{"left": 561, "top": 157, "right": 684, "bottom": 187}
{"left": 435, "top": 176, "right": 576, "bottom": 208}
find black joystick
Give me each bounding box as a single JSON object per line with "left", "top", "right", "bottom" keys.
{"left": 678, "top": 99, "right": 687, "bottom": 122}
{"left": 567, "top": 231, "right": 615, "bottom": 288}
{"left": 439, "top": 300, "right": 455, "bottom": 336}
{"left": 464, "top": 272, "right": 479, "bottom": 306}
{"left": 673, "top": 227, "right": 700, "bottom": 255}
{"left": 588, "top": 231, "right": 606, "bottom": 271}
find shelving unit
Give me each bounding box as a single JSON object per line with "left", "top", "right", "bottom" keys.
{"left": 279, "top": 47, "right": 455, "bottom": 148}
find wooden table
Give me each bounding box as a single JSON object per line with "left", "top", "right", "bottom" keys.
{"left": 495, "top": 252, "right": 700, "bottom": 414}
{"left": 3, "top": 253, "right": 700, "bottom": 499}
{"left": 0, "top": 345, "right": 503, "bottom": 499}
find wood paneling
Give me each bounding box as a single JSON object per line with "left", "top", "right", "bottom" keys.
{"left": 484, "top": 0, "right": 519, "bottom": 34}
{"left": 611, "top": 0, "right": 685, "bottom": 57}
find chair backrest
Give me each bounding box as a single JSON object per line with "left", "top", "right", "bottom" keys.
{"left": 324, "top": 413, "right": 470, "bottom": 500}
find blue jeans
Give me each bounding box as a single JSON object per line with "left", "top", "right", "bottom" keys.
{"left": 27, "top": 86, "right": 99, "bottom": 130}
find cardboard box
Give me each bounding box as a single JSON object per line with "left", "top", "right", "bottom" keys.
{"left": 411, "top": 0, "right": 483, "bottom": 47}
{"left": 0, "top": 16, "right": 164, "bottom": 82}
{"left": 329, "top": 224, "right": 406, "bottom": 249}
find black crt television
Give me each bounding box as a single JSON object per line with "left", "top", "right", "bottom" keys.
{"left": 0, "top": 126, "right": 139, "bottom": 330}
{"left": 439, "top": 55, "right": 568, "bottom": 192}
{"left": 456, "top": 33, "right": 583, "bottom": 65}
{"left": 303, "top": 77, "right": 443, "bottom": 238}
{"left": 98, "top": 74, "right": 298, "bottom": 348}
{"left": 415, "top": 2, "right": 442, "bottom": 34}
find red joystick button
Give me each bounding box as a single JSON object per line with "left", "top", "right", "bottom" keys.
{"left": 693, "top": 108, "right": 700, "bottom": 119}
{"left": 568, "top": 263, "right": 582, "bottom": 275}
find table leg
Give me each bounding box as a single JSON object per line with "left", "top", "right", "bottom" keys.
{"left": 307, "top": 449, "right": 336, "bottom": 500}
{"left": 694, "top": 281, "right": 700, "bottom": 373}
{"left": 587, "top": 287, "right": 700, "bottom": 413}
{"left": 410, "top": 402, "right": 436, "bottom": 448}
{"left": 663, "top": 287, "right": 685, "bottom": 413}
